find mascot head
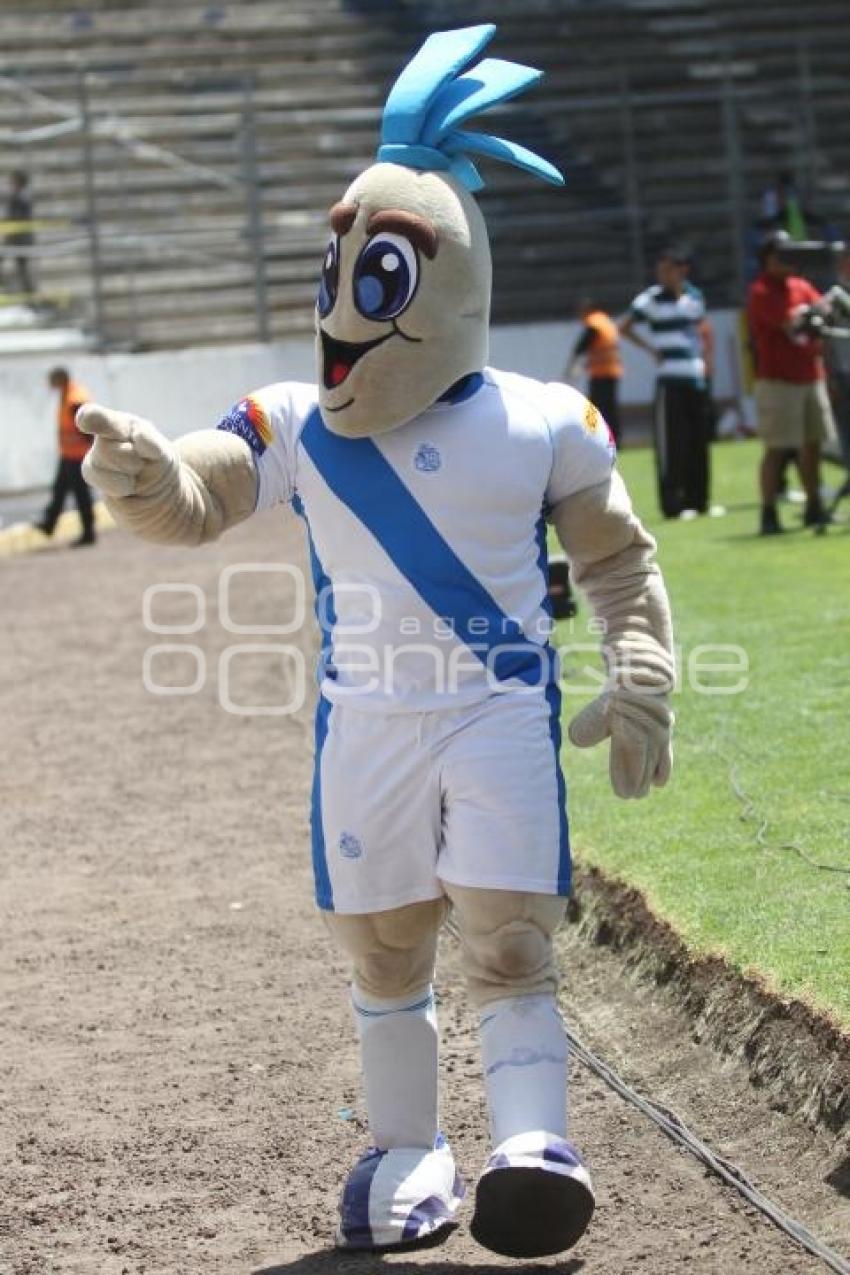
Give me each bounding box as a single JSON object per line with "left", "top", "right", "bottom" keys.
{"left": 315, "top": 24, "right": 564, "bottom": 437}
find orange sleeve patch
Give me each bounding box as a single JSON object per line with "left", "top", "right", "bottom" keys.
{"left": 245, "top": 396, "right": 274, "bottom": 449}
{"left": 583, "top": 399, "right": 601, "bottom": 435}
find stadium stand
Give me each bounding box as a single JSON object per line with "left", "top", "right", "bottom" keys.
{"left": 0, "top": 0, "right": 848, "bottom": 349}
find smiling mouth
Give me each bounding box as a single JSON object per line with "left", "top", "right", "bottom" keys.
{"left": 320, "top": 327, "right": 393, "bottom": 391}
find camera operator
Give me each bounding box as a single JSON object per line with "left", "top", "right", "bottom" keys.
{"left": 747, "top": 233, "right": 836, "bottom": 534}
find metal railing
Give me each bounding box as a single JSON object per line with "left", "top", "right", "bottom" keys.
{"left": 0, "top": 32, "right": 848, "bottom": 347}
{"left": 0, "top": 69, "right": 273, "bottom": 347}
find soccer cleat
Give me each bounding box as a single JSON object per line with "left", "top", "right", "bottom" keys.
{"left": 336, "top": 1134, "right": 465, "bottom": 1251}
{"left": 803, "top": 499, "right": 831, "bottom": 530}
{"left": 471, "top": 1131, "right": 595, "bottom": 1258}
{"left": 760, "top": 505, "right": 783, "bottom": 536}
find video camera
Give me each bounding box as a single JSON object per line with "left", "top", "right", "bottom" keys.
{"left": 774, "top": 235, "right": 846, "bottom": 272}
{"left": 789, "top": 283, "right": 850, "bottom": 340}
{"left": 772, "top": 235, "right": 850, "bottom": 522}
{"left": 771, "top": 235, "right": 850, "bottom": 339}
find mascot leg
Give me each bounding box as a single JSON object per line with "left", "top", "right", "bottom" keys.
{"left": 446, "top": 884, "right": 595, "bottom": 1259}
{"left": 324, "top": 898, "right": 465, "bottom": 1250}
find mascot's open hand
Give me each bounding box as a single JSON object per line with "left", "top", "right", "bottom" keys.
{"left": 79, "top": 404, "right": 178, "bottom": 502}
{"left": 568, "top": 688, "right": 672, "bottom": 800}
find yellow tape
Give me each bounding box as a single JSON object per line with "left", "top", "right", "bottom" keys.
{"left": 0, "top": 219, "right": 70, "bottom": 233}
{"left": 0, "top": 290, "right": 71, "bottom": 307}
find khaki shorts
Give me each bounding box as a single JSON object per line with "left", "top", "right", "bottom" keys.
{"left": 754, "top": 378, "right": 835, "bottom": 449}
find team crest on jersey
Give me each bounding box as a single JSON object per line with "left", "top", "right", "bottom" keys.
{"left": 413, "top": 442, "right": 442, "bottom": 473}
{"left": 583, "top": 400, "right": 601, "bottom": 435}
{"left": 339, "top": 831, "right": 364, "bottom": 860}
{"left": 217, "top": 394, "right": 273, "bottom": 456}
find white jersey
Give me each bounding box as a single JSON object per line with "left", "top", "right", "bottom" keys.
{"left": 217, "top": 367, "right": 615, "bottom": 713}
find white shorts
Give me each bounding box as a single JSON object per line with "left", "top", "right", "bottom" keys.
{"left": 310, "top": 690, "right": 570, "bottom": 914}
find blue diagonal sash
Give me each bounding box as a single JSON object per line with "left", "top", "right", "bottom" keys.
{"left": 299, "top": 407, "right": 553, "bottom": 687}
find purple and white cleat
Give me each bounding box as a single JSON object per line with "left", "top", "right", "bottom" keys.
{"left": 336, "top": 1134, "right": 465, "bottom": 1251}
{"left": 471, "top": 1131, "right": 595, "bottom": 1258}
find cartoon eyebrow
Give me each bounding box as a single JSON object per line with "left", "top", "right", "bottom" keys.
{"left": 366, "top": 209, "right": 439, "bottom": 259}
{"left": 329, "top": 202, "right": 358, "bottom": 235}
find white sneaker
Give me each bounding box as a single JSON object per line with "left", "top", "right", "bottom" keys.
{"left": 471, "top": 1131, "right": 595, "bottom": 1258}
{"left": 679, "top": 508, "right": 699, "bottom": 521}
{"left": 336, "top": 1134, "right": 465, "bottom": 1250}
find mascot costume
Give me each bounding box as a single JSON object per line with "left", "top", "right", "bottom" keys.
{"left": 79, "top": 25, "right": 674, "bottom": 1260}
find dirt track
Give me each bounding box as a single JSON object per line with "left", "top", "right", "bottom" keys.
{"left": 1, "top": 510, "right": 848, "bottom": 1275}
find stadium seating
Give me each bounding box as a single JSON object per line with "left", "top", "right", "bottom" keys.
{"left": 0, "top": 0, "right": 847, "bottom": 348}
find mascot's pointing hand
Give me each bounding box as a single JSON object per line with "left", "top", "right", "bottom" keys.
{"left": 78, "top": 404, "right": 177, "bottom": 500}
{"left": 78, "top": 403, "right": 257, "bottom": 544}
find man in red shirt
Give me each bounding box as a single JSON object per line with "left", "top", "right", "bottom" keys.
{"left": 36, "top": 367, "right": 96, "bottom": 546}
{"left": 747, "top": 235, "right": 835, "bottom": 534}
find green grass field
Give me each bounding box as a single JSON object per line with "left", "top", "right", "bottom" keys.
{"left": 556, "top": 438, "right": 850, "bottom": 1028}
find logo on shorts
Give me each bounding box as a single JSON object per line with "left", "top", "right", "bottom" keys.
{"left": 339, "top": 831, "right": 364, "bottom": 860}
{"left": 413, "top": 442, "right": 442, "bottom": 474}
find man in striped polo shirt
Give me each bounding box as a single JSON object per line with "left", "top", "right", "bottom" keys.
{"left": 620, "top": 247, "right": 713, "bottom": 518}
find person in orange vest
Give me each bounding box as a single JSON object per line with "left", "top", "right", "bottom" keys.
{"left": 36, "top": 367, "right": 96, "bottom": 546}
{"left": 566, "top": 298, "right": 623, "bottom": 447}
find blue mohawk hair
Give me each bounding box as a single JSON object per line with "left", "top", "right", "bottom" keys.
{"left": 376, "top": 24, "right": 564, "bottom": 193}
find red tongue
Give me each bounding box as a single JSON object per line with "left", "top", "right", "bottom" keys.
{"left": 330, "top": 360, "right": 350, "bottom": 387}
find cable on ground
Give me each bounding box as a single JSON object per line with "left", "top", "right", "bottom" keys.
{"left": 445, "top": 915, "right": 849, "bottom": 1273}
{"left": 564, "top": 1022, "right": 850, "bottom": 1275}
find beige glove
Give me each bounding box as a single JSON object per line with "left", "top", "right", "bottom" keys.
{"left": 567, "top": 685, "right": 672, "bottom": 799}
{"left": 551, "top": 470, "right": 674, "bottom": 799}
{"left": 79, "top": 404, "right": 257, "bottom": 545}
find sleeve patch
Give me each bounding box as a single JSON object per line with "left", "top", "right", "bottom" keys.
{"left": 217, "top": 395, "right": 273, "bottom": 456}
{"left": 584, "top": 399, "right": 601, "bottom": 434}
{"left": 544, "top": 384, "right": 617, "bottom": 507}
{"left": 583, "top": 398, "right": 617, "bottom": 451}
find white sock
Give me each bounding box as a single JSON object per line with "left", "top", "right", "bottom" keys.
{"left": 480, "top": 993, "right": 569, "bottom": 1146}
{"left": 352, "top": 984, "right": 439, "bottom": 1150}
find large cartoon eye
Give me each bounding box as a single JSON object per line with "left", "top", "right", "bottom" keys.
{"left": 317, "top": 236, "right": 339, "bottom": 318}
{"left": 353, "top": 233, "right": 419, "bottom": 321}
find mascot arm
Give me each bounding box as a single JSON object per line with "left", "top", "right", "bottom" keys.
{"left": 549, "top": 469, "right": 675, "bottom": 799}
{"left": 78, "top": 404, "right": 257, "bottom": 546}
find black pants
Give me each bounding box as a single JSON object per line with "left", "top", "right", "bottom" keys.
{"left": 3, "top": 246, "right": 34, "bottom": 295}
{"left": 653, "top": 380, "right": 711, "bottom": 517}
{"left": 42, "top": 458, "right": 94, "bottom": 540}
{"left": 588, "top": 376, "right": 621, "bottom": 449}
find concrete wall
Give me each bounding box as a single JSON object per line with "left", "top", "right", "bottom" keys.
{"left": 0, "top": 313, "right": 745, "bottom": 492}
